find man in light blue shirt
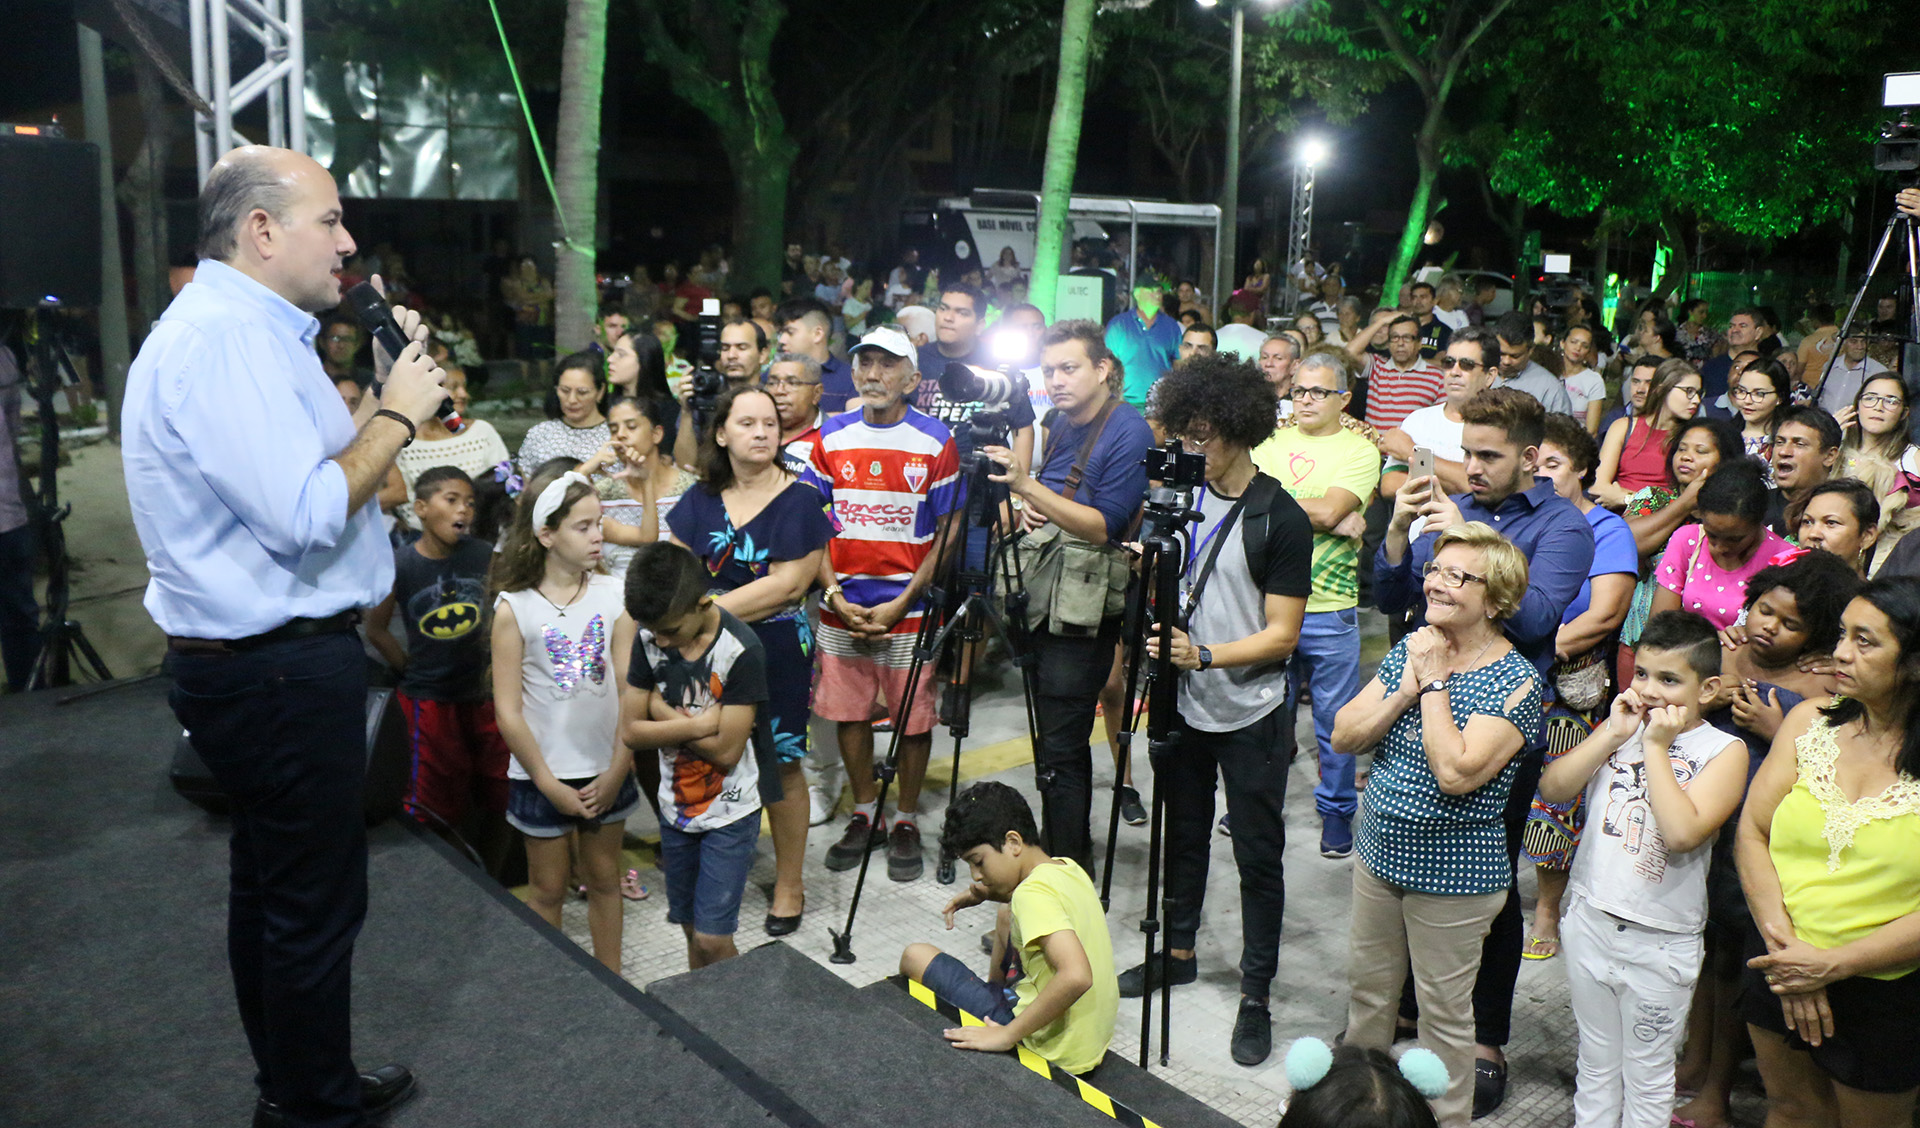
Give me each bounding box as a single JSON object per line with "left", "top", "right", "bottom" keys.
{"left": 123, "top": 145, "right": 445, "bottom": 1128}
{"left": 1105, "top": 280, "right": 1181, "bottom": 410}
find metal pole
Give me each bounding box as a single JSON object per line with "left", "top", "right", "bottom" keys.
{"left": 265, "top": 0, "right": 285, "bottom": 149}
{"left": 190, "top": 0, "right": 212, "bottom": 183}
{"left": 210, "top": 0, "right": 233, "bottom": 158}
{"left": 78, "top": 23, "right": 133, "bottom": 438}
{"left": 1221, "top": 3, "right": 1243, "bottom": 301}
{"left": 287, "top": 0, "right": 307, "bottom": 154}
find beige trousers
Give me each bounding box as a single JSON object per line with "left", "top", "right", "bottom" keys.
{"left": 1346, "top": 859, "right": 1508, "bottom": 1128}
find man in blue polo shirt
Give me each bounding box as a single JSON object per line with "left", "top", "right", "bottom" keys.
{"left": 981, "top": 319, "right": 1154, "bottom": 871}
{"left": 1373, "top": 385, "right": 1594, "bottom": 1117}
{"left": 1105, "top": 280, "right": 1181, "bottom": 411}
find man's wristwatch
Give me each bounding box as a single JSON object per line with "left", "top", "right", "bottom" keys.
{"left": 1196, "top": 645, "right": 1213, "bottom": 671}
{"left": 1419, "top": 678, "right": 1447, "bottom": 696}
{"left": 823, "top": 584, "right": 843, "bottom": 604}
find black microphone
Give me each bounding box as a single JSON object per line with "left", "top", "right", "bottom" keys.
{"left": 343, "top": 282, "right": 462, "bottom": 433}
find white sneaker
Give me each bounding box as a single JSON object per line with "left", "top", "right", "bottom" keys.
{"left": 808, "top": 785, "right": 834, "bottom": 826}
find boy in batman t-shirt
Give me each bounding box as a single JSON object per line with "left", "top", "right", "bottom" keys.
{"left": 368, "top": 467, "right": 510, "bottom": 831}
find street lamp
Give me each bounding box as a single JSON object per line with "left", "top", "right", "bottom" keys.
{"left": 1213, "top": 0, "right": 1280, "bottom": 307}
{"left": 1284, "top": 135, "right": 1329, "bottom": 317}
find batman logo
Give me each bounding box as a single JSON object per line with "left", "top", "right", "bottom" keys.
{"left": 419, "top": 602, "right": 480, "bottom": 640}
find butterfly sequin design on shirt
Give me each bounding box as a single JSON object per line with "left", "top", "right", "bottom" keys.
{"left": 543, "top": 614, "right": 607, "bottom": 692}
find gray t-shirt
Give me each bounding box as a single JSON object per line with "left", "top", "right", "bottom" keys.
{"left": 1177, "top": 478, "right": 1312, "bottom": 733}
{"left": 1498, "top": 361, "right": 1574, "bottom": 417}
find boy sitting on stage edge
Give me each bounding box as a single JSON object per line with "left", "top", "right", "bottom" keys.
{"left": 899, "top": 782, "right": 1118, "bottom": 1075}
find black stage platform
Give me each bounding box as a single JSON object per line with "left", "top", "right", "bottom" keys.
{"left": 0, "top": 680, "right": 1239, "bottom": 1127}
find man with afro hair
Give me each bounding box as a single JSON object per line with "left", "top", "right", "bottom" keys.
{"left": 1117, "top": 352, "right": 1312, "bottom": 1067}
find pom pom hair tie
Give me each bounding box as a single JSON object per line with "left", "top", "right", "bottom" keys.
{"left": 1283, "top": 1037, "right": 1451, "bottom": 1101}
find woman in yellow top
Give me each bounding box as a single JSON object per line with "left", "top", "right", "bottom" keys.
{"left": 1737, "top": 576, "right": 1920, "bottom": 1123}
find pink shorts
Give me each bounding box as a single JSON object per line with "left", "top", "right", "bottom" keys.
{"left": 813, "top": 620, "right": 939, "bottom": 735}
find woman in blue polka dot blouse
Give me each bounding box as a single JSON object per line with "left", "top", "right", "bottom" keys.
{"left": 1332, "top": 522, "right": 1544, "bottom": 1128}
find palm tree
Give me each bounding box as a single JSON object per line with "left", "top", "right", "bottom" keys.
{"left": 552, "top": 0, "right": 609, "bottom": 355}
{"left": 1029, "top": 0, "right": 1096, "bottom": 320}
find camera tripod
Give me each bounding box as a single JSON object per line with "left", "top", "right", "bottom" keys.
{"left": 1819, "top": 196, "right": 1920, "bottom": 394}
{"left": 828, "top": 431, "right": 1043, "bottom": 963}
{"left": 1099, "top": 441, "right": 1208, "bottom": 1069}
{"left": 10, "top": 309, "right": 113, "bottom": 690}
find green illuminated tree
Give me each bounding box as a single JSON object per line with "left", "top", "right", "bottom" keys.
{"left": 632, "top": 0, "right": 798, "bottom": 295}
{"left": 1463, "top": 0, "right": 1901, "bottom": 293}
{"left": 1030, "top": 0, "right": 1097, "bottom": 320}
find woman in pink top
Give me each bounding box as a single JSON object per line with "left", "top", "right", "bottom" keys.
{"left": 1593, "top": 359, "right": 1704, "bottom": 507}
{"left": 1652, "top": 461, "right": 1790, "bottom": 631}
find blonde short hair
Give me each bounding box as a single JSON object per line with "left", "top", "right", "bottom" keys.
{"left": 1431, "top": 522, "right": 1528, "bottom": 621}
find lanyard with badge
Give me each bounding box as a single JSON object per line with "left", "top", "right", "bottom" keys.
{"left": 1180, "top": 493, "right": 1249, "bottom": 625}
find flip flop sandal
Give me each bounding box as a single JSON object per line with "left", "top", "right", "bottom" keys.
{"left": 621, "top": 869, "right": 650, "bottom": 901}
{"left": 1523, "top": 935, "right": 1560, "bottom": 960}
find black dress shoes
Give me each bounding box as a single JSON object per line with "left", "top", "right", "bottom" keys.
{"left": 254, "top": 1064, "right": 416, "bottom": 1127}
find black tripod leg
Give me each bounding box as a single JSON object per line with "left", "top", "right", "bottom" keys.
{"left": 67, "top": 622, "right": 113, "bottom": 682}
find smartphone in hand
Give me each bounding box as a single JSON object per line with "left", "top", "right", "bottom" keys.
{"left": 1410, "top": 446, "right": 1435, "bottom": 482}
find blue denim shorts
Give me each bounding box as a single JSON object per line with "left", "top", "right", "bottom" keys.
{"left": 505, "top": 773, "right": 641, "bottom": 838}
{"left": 920, "top": 952, "right": 1017, "bottom": 1025}
{"left": 660, "top": 813, "right": 761, "bottom": 936}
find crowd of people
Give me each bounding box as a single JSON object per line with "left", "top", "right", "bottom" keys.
{"left": 344, "top": 227, "right": 1920, "bottom": 1128}
{"left": 112, "top": 144, "right": 1920, "bottom": 1128}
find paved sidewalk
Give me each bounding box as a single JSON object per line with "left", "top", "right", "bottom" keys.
{"left": 554, "top": 612, "right": 1624, "bottom": 1127}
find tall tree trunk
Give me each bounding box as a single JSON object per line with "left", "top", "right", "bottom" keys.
{"left": 551, "top": 0, "right": 608, "bottom": 356}
{"left": 116, "top": 55, "right": 172, "bottom": 337}
{"left": 1381, "top": 110, "right": 1443, "bottom": 303}
{"left": 1031, "top": 0, "right": 1096, "bottom": 321}
{"left": 1656, "top": 213, "right": 1690, "bottom": 300}
{"left": 727, "top": 145, "right": 791, "bottom": 298}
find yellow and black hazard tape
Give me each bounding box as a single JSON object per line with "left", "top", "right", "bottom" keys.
{"left": 898, "top": 978, "right": 1164, "bottom": 1128}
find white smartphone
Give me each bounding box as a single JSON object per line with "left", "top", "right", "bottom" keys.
{"left": 1410, "top": 446, "right": 1435, "bottom": 482}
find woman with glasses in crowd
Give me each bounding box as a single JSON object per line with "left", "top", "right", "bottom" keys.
{"left": 1594, "top": 359, "right": 1705, "bottom": 508}
{"left": 1733, "top": 357, "right": 1793, "bottom": 485}
{"left": 517, "top": 352, "right": 610, "bottom": 480}
{"left": 1838, "top": 374, "right": 1920, "bottom": 572}
{"left": 1334, "top": 523, "right": 1541, "bottom": 1128}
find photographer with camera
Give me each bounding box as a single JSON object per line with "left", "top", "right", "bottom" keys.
{"left": 1112, "top": 354, "right": 1311, "bottom": 1067}
{"left": 671, "top": 318, "right": 768, "bottom": 469}
{"left": 977, "top": 321, "right": 1153, "bottom": 872}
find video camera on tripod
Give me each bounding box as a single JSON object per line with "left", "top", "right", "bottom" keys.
{"left": 1825, "top": 71, "right": 1920, "bottom": 390}
{"left": 686, "top": 298, "right": 727, "bottom": 437}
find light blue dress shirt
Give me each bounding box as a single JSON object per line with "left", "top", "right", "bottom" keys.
{"left": 123, "top": 259, "right": 393, "bottom": 638}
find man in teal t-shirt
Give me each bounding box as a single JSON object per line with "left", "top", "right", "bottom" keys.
{"left": 1105, "top": 281, "right": 1181, "bottom": 409}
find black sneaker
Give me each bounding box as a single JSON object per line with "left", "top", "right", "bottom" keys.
{"left": 1230, "top": 997, "right": 1272, "bottom": 1065}
{"left": 887, "top": 820, "right": 924, "bottom": 882}
{"left": 1118, "top": 785, "right": 1148, "bottom": 827}
{"left": 1117, "top": 953, "right": 1198, "bottom": 998}
{"left": 824, "top": 812, "right": 886, "bottom": 871}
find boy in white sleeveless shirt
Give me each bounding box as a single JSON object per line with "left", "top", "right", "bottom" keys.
{"left": 1539, "top": 611, "right": 1750, "bottom": 1128}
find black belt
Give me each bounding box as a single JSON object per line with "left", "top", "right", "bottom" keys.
{"left": 167, "top": 611, "right": 361, "bottom": 654}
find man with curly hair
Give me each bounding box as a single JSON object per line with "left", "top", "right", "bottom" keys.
{"left": 1112, "top": 353, "right": 1311, "bottom": 1067}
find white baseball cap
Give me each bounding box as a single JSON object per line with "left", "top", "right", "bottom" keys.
{"left": 849, "top": 324, "right": 916, "bottom": 361}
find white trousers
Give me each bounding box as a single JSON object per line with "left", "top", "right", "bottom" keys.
{"left": 1562, "top": 892, "right": 1704, "bottom": 1128}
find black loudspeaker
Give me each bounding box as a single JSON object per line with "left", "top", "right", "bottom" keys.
{"left": 170, "top": 687, "right": 412, "bottom": 825}
{"left": 0, "top": 134, "right": 103, "bottom": 309}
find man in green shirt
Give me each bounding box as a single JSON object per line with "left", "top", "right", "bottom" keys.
{"left": 1253, "top": 351, "right": 1381, "bottom": 857}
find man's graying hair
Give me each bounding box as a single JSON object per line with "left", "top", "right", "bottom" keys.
{"left": 1294, "top": 349, "right": 1349, "bottom": 391}
{"left": 197, "top": 154, "right": 296, "bottom": 262}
